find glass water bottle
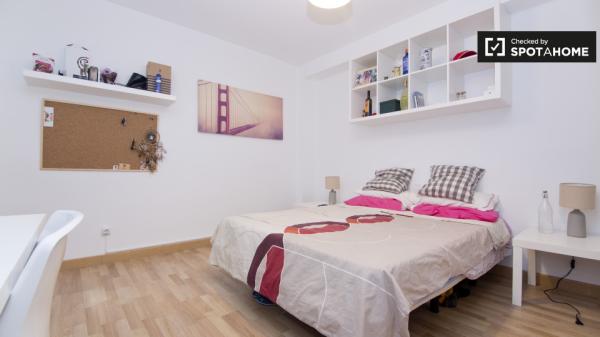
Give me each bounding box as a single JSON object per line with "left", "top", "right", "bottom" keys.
{"left": 538, "top": 190, "right": 554, "bottom": 233}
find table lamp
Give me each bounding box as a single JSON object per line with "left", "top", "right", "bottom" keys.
{"left": 559, "top": 183, "right": 596, "bottom": 238}
{"left": 325, "top": 176, "right": 340, "bottom": 205}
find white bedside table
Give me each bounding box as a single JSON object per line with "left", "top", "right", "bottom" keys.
{"left": 293, "top": 201, "right": 328, "bottom": 208}
{"left": 512, "top": 227, "right": 600, "bottom": 306}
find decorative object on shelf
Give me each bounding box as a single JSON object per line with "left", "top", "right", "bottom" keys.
{"left": 131, "top": 130, "right": 166, "bottom": 173}
{"left": 538, "top": 190, "right": 554, "bottom": 234}
{"left": 101, "top": 68, "right": 117, "bottom": 84}
{"left": 484, "top": 85, "right": 495, "bottom": 96}
{"left": 391, "top": 66, "right": 402, "bottom": 78}
{"left": 147, "top": 62, "right": 171, "bottom": 95}
{"left": 325, "top": 176, "right": 340, "bottom": 205}
{"left": 455, "top": 91, "right": 467, "bottom": 100}
{"left": 383, "top": 76, "right": 389, "bottom": 80}
{"left": 87, "top": 66, "right": 98, "bottom": 82}
{"left": 380, "top": 99, "right": 400, "bottom": 114}
{"left": 363, "top": 90, "right": 373, "bottom": 117}
{"left": 155, "top": 72, "right": 162, "bottom": 93}
{"left": 452, "top": 50, "right": 477, "bottom": 61}
{"left": 560, "top": 183, "right": 596, "bottom": 238}
{"left": 419, "top": 47, "right": 433, "bottom": 70}
{"left": 32, "top": 53, "right": 54, "bottom": 73}
{"left": 402, "top": 48, "right": 409, "bottom": 75}
{"left": 308, "top": 0, "right": 351, "bottom": 9}
{"left": 64, "top": 44, "right": 90, "bottom": 78}
{"left": 400, "top": 78, "right": 409, "bottom": 110}
{"left": 412, "top": 91, "right": 424, "bottom": 108}
{"left": 126, "top": 73, "right": 148, "bottom": 90}
{"left": 198, "top": 80, "right": 283, "bottom": 140}
{"left": 355, "top": 67, "right": 377, "bottom": 87}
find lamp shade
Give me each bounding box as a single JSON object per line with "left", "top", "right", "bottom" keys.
{"left": 559, "top": 183, "right": 596, "bottom": 210}
{"left": 309, "top": 0, "right": 351, "bottom": 9}
{"left": 325, "top": 176, "right": 340, "bottom": 190}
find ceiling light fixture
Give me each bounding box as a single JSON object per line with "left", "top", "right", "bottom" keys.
{"left": 308, "top": 0, "right": 352, "bottom": 10}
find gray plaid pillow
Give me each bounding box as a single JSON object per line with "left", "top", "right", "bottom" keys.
{"left": 363, "top": 168, "right": 414, "bottom": 194}
{"left": 419, "top": 165, "right": 485, "bottom": 203}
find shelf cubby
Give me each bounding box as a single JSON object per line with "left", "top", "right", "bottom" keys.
{"left": 410, "top": 65, "right": 447, "bottom": 108}
{"left": 348, "top": 4, "right": 509, "bottom": 125}
{"left": 410, "top": 26, "right": 447, "bottom": 72}
{"left": 378, "top": 75, "right": 408, "bottom": 114}
{"left": 350, "top": 81, "right": 377, "bottom": 119}
{"left": 448, "top": 8, "right": 494, "bottom": 62}
{"left": 449, "top": 56, "right": 495, "bottom": 102}
{"left": 378, "top": 41, "right": 409, "bottom": 80}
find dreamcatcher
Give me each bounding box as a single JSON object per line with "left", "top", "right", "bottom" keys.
{"left": 131, "top": 130, "right": 166, "bottom": 173}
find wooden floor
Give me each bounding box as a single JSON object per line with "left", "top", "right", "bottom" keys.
{"left": 52, "top": 247, "right": 600, "bottom": 337}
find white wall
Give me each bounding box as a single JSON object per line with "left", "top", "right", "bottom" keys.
{"left": 1, "top": 0, "right": 599, "bottom": 286}
{"left": 0, "top": 0, "right": 299, "bottom": 259}
{"left": 298, "top": 0, "right": 600, "bottom": 284}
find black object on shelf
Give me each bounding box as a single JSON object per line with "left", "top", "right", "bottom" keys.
{"left": 126, "top": 73, "right": 148, "bottom": 90}
{"left": 380, "top": 99, "right": 401, "bottom": 114}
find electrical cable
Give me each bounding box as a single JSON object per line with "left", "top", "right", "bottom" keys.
{"left": 543, "top": 257, "right": 584, "bottom": 325}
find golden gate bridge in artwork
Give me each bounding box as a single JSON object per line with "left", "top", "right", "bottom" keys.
{"left": 198, "top": 81, "right": 259, "bottom": 135}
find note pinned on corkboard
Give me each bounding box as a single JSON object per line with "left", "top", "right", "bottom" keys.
{"left": 41, "top": 100, "right": 158, "bottom": 171}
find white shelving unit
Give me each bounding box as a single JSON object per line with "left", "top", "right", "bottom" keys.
{"left": 23, "top": 70, "right": 176, "bottom": 105}
{"left": 349, "top": 5, "right": 509, "bottom": 125}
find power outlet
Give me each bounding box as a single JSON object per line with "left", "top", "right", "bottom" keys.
{"left": 101, "top": 227, "right": 111, "bottom": 237}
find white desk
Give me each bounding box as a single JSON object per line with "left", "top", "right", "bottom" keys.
{"left": 512, "top": 227, "right": 600, "bottom": 306}
{"left": 0, "top": 214, "right": 46, "bottom": 314}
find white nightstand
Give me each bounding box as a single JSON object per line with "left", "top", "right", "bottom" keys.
{"left": 293, "top": 201, "right": 329, "bottom": 208}
{"left": 512, "top": 227, "right": 600, "bottom": 306}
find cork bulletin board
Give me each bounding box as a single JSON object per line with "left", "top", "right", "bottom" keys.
{"left": 41, "top": 100, "right": 158, "bottom": 171}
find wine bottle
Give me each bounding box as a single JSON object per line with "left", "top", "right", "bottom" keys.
{"left": 363, "top": 90, "right": 373, "bottom": 116}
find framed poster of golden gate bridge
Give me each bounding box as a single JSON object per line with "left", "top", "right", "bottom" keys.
{"left": 197, "top": 80, "right": 283, "bottom": 140}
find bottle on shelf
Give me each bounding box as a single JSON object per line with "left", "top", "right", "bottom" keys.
{"left": 538, "top": 190, "right": 554, "bottom": 233}
{"left": 363, "top": 90, "right": 373, "bottom": 117}
{"left": 402, "top": 48, "right": 409, "bottom": 75}
{"left": 154, "top": 70, "right": 162, "bottom": 93}
{"left": 400, "top": 78, "right": 409, "bottom": 110}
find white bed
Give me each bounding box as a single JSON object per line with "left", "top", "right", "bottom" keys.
{"left": 209, "top": 204, "right": 511, "bottom": 337}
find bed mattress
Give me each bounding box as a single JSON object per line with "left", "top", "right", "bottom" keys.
{"left": 209, "top": 204, "right": 511, "bottom": 337}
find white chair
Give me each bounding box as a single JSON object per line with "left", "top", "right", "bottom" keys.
{"left": 0, "top": 210, "right": 83, "bottom": 337}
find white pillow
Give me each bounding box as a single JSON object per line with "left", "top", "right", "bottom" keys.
{"left": 414, "top": 192, "right": 499, "bottom": 211}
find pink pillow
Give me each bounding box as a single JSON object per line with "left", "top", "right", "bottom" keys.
{"left": 344, "top": 195, "right": 403, "bottom": 211}
{"left": 412, "top": 203, "right": 499, "bottom": 222}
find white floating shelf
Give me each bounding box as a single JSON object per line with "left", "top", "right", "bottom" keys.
{"left": 23, "top": 70, "right": 176, "bottom": 105}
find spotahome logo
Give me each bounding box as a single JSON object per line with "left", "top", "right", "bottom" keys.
{"left": 478, "top": 31, "right": 596, "bottom": 62}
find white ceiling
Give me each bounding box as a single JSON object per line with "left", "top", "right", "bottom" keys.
{"left": 107, "top": 0, "right": 446, "bottom": 65}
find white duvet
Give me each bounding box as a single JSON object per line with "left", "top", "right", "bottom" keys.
{"left": 209, "top": 204, "right": 511, "bottom": 337}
